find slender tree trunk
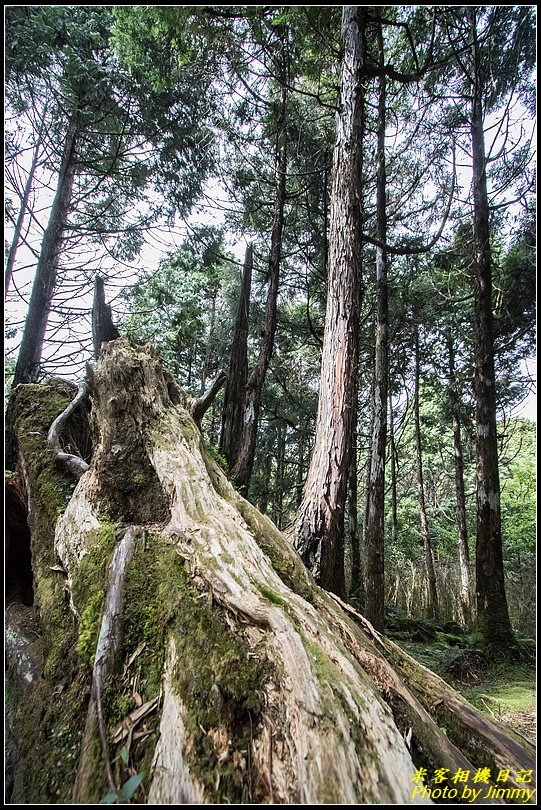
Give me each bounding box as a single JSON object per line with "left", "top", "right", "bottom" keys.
{"left": 13, "top": 117, "right": 79, "bottom": 385}
{"left": 468, "top": 8, "right": 514, "bottom": 646}
{"left": 295, "top": 436, "right": 305, "bottom": 509}
{"left": 389, "top": 398, "right": 399, "bottom": 548}
{"left": 200, "top": 282, "right": 218, "bottom": 395}
{"left": 256, "top": 430, "right": 273, "bottom": 517}
{"left": 230, "top": 81, "right": 287, "bottom": 492}
{"left": 347, "top": 403, "right": 361, "bottom": 602}
{"left": 274, "top": 422, "right": 286, "bottom": 529}
{"left": 291, "top": 7, "right": 365, "bottom": 598}
{"left": 364, "top": 27, "right": 388, "bottom": 632}
{"left": 446, "top": 332, "right": 472, "bottom": 629}
{"left": 220, "top": 244, "right": 253, "bottom": 469}
{"left": 413, "top": 327, "right": 438, "bottom": 620}
{"left": 5, "top": 121, "right": 46, "bottom": 300}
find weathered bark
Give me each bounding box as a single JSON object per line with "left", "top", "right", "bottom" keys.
{"left": 92, "top": 276, "right": 120, "bottom": 359}
{"left": 446, "top": 332, "right": 473, "bottom": 629}
{"left": 13, "top": 116, "right": 79, "bottom": 385}
{"left": 468, "top": 7, "right": 514, "bottom": 647}
{"left": 6, "top": 338, "right": 536, "bottom": 805}
{"left": 413, "top": 327, "right": 439, "bottom": 620}
{"left": 364, "top": 25, "right": 389, "bottom": 633}
{"left": 220, "top": 244, "right": 253, "bottom": 468}
{"left": 230, "top": 81, "right": 287, "bottom": 492}
{"left": 291, "top": 7, "right": 365, "bottom": 597}
{"left": 74, "top": 525, "right": 140, "bottom": 802}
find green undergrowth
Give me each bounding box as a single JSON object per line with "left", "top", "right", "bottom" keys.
{"left": 388, "top": 618, "right": 536, "bottom": 726}
{"left": 460, "top": 659, "right": 536, "bottom": 719}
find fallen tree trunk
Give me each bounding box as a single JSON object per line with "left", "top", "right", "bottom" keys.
{"left": 5, "top": 339, "right": 535, "bottom": 805}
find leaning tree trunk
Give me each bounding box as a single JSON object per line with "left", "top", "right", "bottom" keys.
{"left": 5, "top": 338, "right": 535, "bottom": 805}
{"left": 5, "top": 117, "right": 46, "bottom": 300}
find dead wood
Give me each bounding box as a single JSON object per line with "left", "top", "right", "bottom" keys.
{"left": 7, "top": 339, "right": 536, "bottom": 805}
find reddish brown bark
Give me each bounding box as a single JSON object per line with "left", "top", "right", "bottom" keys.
{"left": 291, "top": 7, "right": 366, "bottom": 598}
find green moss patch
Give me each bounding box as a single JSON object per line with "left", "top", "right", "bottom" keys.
{"left": 72, "top": 521, "right": 117, "bottom": 667}
{"left": 164, "top": 554, "right": 269, "bottom": 802}
{"left": 234, "top": 498, "right": 316, "bottom": 604}
{"left": 94, "top": 441, "right": 170, "bottom": 525}
{"left": 8, "top": 382, "right": 90, "bottom": 803}
{"left": 461, "top": 660, "right": 536, "bottom": 717}
{"left": 94, "top": 536, "right": 272, "bottom": 804}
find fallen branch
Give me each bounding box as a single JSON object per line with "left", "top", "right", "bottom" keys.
{"left": 111, "top": 696, "right": 161, "bottom": 744}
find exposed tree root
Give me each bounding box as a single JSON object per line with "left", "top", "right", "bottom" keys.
{"left": 189, "top": 370, "right": 227, "bottom": 425}
{"left": 47, "top": 379, "right": 90, "bottom": 479}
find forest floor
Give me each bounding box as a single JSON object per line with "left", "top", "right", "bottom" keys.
{"left": 387, "top": 620, "right": 536, "bottom": 744}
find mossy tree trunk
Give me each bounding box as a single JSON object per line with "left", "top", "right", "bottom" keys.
{"left": 6, "top": 339, "right": 535, "bottom": 805}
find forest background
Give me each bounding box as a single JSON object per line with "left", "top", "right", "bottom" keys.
{"left": 5, "top": 5, "right": 536, "bottom": 636}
